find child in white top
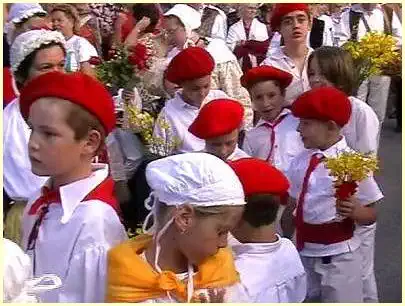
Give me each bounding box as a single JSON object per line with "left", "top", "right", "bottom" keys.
{"left": 282, "top": 87, "right": 383, "bottom": 302}
{"left": 229, "top": 158, "right": 307, "bottom": 302}
{"left": 19, "top": 72, "right": 127, "bottom": 302}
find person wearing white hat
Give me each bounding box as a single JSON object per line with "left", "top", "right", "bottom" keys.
{"left": 107, "top": 152, "right": 250, "bottom": 302}
{"left": 163, "top": 4, "right": 254, "bottom": 131}
{"left": 3, "top": 29, "right": 66, "bottom": 245}
{"left": 4, "top": 3, "right": 48, "bottom": 45}
{"left": 3, "top": 238, "right": 61, "bottom": 303}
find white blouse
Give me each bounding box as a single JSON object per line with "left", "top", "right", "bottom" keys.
{"left": 65, "top": 35, "right": 98, "bottom": 72}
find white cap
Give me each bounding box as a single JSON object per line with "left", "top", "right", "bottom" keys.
{"left": 3, "top": 238, "right": 61, "bottom": 303}
{"left": 10, "top": 29, "right": 66, "bottom": 74}
{"left": 145, "top": 152, "right": 246, "bottom": 207}
{"left": 164, "top": 4, "right": 202, "bottom": 37}
{"left": 7, "top": 3, "right": 46, "bottom": 24}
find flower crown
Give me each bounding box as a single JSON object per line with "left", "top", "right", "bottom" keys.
{"left": 10, "top": 29, "right": 66, "bottom": 74}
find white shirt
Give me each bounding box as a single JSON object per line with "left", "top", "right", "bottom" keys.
{"left": 227, "top": 147, "right": 250, "bottom": 161}
{"left": 3, "top": 98, "right": 48, "bottom": 200}
{"left": 21, "top": 165, "right": 128, "bottom": 302}
{"left": 204, "top": 5, "right": 228, "bottom": 41}
{"left": 342, "top": 96, "right": 379, "bottom": 154}
{"left": 317, "top": 14, "right": 335, "bottom": 46}
{"left": 243, "top": 109, "right": 305, "bottom": 174}
{"left": 286, "top": 137, "right": 384, "bottom": 257}
{"left": 227, "top": 18, "right": 269, "bottom": 68}
{"left": 335, "top": 4, "right": 402, "bottom": 47}
{"left": 233, "top": 235, "right": 307, "bottom": 302}
{"left": 153, "top": 90, "right": 229, "bottom": 153}
{"left": 65, "top": 35, "right": 98, "bottom": 72}
{"left": 261, "top": 47, "right": 312, "bottom": 105}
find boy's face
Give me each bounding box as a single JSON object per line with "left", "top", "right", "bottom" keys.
{"left": 279, "top": 10, "right": 311, "bottom": 45}
{"left": 296, "top": 118, "right": 330, "bottom": 149}
{"left": 27, "top": 98, "right": 90, "bottom": 179}
{"left": 250, "top": 80, "right": 285, "bottom": 122}
{"left": 308, "top": 56, "right": 334, "bottom": 90}
{"left": 181, "top": 75, "right": 211, "bottom": 107}
{"left": 205, "top": 129, "right": 239, "bottom": 161}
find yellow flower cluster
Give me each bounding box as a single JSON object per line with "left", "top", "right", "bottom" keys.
{"left": 343, "top": 32, "right": 400, "bottom": 77}
{"left": 324, "top": 151, "right": 379, "bottom": 184}
{"left": 125, "top": 104, "right": 182, "bottom": 156}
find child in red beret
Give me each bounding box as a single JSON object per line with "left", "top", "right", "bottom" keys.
{"left": 188, "top": 99, "right": 249, "bottom": 161}
{"left": 228, "top": 158, "right": 307, "bottom": 302}
{"left": 282, "top": 87, "right": 384, "bottom": 302}
{"left": 262, "top": 4, "right": 312, "bottom": 105}
{"left": 153, "top": 47, "right": 229, "bottom": 154}
{"left": 19, "top": 71, "right": 127, "bottom": 302}
{"left": 241, "top": 65, "right": 305, "bottom": 174}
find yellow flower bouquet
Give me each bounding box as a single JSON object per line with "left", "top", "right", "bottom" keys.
{"left": 343, "top": 32, "right": 401, "bottom": 91}
{"left": 125, "top": 104, "right": 182, "bottom": 157}
{"left": 324, "top": 151, "right": 379, "bottom": 201}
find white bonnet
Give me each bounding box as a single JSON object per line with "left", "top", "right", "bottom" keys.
{"left": 145, "top": 152, "right": 246, "bottom": 207}
{"left": 7, "top": 3, "right": 46, "bottom": 24}
{"left": 3, "top": 238, "right": 61, "bottom": 303}
{"left": 10, "top": 29, "right": 66, "bottom": 74}
{"left": 164, "top": 4, "right": 202, "bottom": 37}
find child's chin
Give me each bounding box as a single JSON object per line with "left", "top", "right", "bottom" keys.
{"left": 31, "top": 167, "right": 49, "bottom": 177}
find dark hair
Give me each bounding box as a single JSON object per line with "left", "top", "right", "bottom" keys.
{"left": 132, "top": 4, "right": 160, "bottom": 34}
{"left": 308, "top": 46, "right": 356, "bottom": 96}
{"left": 15, "top": 42, "right": 66, "bottom": 85}
{"left": 247, "top": 78, "right": 286, "bottom": 96}
{"left": 51, "top": 4, "right": 80, "bottom": 34}
{"left": 242, "top": 193, "right": 280, "bottom": 227}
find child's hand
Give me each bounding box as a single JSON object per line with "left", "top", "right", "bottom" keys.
{"left": 336, "top": 196, "right": 361, "bottom": 219}
{"left": 198, "top": 288, "right": 226, "bottom": 303}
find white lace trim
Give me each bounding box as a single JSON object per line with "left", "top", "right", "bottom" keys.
{"left": 10, "top": 30, "right": 66, "bottom": 73}
{"left": 9, "top": 7, "right": 47, "bottom": 24}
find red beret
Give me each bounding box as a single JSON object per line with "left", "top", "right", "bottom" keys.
{"left": 189, "top": 99, "right": 244, "bottom": 139}
{"left": 271, "top": 4, "right": 310, "bottom": 30}
{"left": 241, "top": 65, "right": 293, "bottom": 90}
{"left": 291, "top": 87, "right": 352, "bottom": 127}
{"left": 166, "top": 47, "right": 215, "bottom": 84}
{"left": 20, "top": 71, "right": 116, "bottom": 134}
{"left": 229, "top": 158, "right": 290, "bottom": 197}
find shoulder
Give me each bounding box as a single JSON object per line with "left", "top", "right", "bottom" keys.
{"left": 253, "top": 18, "right": 267, "bottom": 28}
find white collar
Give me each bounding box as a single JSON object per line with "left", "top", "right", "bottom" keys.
{"left": 256, "top": 108, "right": 291, "bottom": 127}
{"left": 232, "top": 234, "right": 282, "bottom": 254}
{"left": 43, "top": 164, "right": 109, "bottom": 224}
{"left": 269, "top": 46, "right": 313, "bottom": 61}
{"left": 173, "top": 92, "right": 200, "bottom": 110}
{"left": 312, "top": 136, "right": 349, "bottom": 159}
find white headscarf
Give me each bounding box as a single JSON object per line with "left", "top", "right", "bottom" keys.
{"left": 10, "top": 29, "right": 66, "bottom": 74}
{"left": 3, "top": 239, "right": 61, "bottom": 303}
{"left": 143, "top": 152, "right": 245, "bottom": 302}
{"left": 5, "top": 3, "right": 47, "bottom": 44}
{"left": 164, "top": 4, "right": 202, "bottom": 38}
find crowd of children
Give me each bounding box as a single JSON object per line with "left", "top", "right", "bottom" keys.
{"left": 3, "top": 2, "right": 395, "bottom": 303}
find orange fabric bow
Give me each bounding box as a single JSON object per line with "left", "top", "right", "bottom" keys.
{"left": 106, "top": 234, "right": 240, "bottom": 302}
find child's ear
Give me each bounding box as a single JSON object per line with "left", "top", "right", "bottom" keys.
{"left": 326, "top": 120, "right": 340, "bottom": 131}
{"left": 173, "top": 204, "right": 195, "bottom": 234}
{"left": 83, "top": 129, "right": 102, "bottom": 156}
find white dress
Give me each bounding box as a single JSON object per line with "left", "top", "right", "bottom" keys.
{"left": 65, "top": 35, "right": 98, "bottom": 72}
{"left": 3, "top": 98, "right": 48, "bottom": 200}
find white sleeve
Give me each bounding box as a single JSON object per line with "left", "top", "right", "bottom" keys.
{"left": 322, "top": 19, "right": 334, "bottom": 46}
{"left": 242, "top": 134, "right": 254, "bottom": 156}
{"left": 211, "top": 14, "right": 227, "bottom": 41}
{"left": 391, "top": 12, "right": 402, "bottom": 47}
{"left": 354, "top": 103, "right": 380, "bottom": 154}
{"left": 355, "top": 175, "right": 384, "bottom": 206}
{"left": 285, "top": 157, "right": 301, "bottom": 199}
{"left": 226, "top": 24, "right": 240, "bottom": 51}
{"left": 78, "top": 38, "right": 99, "bottom": 63}
{"left": 152, "top": 108, "right": 170, "bottom": 151}
{"left": 334, "top": 11, "right": 351, "bottom": 46}
{"left": 58, "top": 209, "right": 127, "bottom": 302}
